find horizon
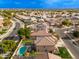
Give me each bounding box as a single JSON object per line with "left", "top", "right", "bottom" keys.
{"left": 0, "top": 0, "right": 79, "bottom": 9}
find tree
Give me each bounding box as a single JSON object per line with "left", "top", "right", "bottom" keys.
{"left": 18, "top": 28, "right": 25, "bottom": 37}
{"left": 0, "top": 40, "right": 16, "bottom": 53}
{"left": 49, "top": 29, "right": 54, "bottom": 33}
{"left": 3, "top": 40, "right": 16, "bottom": 51}
{"left": 73, "top": 31, "right": 79, "bottom": 38}
{"left": 62, "top": 19, "right": 72, "bottom": 26}
{"left": 18, "top": 27, "right": 31, "bottom": 39}
{"left": 3, "top": 18, "right": 11, "bottom": 26}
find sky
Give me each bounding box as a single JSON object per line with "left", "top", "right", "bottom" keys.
{"left": 0, "top": 0, "right": 79, "bottom": 9}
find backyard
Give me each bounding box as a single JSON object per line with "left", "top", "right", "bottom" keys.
{"left": 18, "top": 39, "right": 37, "bottom": 57}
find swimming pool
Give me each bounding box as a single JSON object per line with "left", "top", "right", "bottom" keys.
{"left": 19, "top": 46, "right": 27, "bottom": 56}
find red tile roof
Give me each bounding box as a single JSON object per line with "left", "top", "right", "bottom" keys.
{"left": 34, "top": 36, "right": 57, "bottom": 46}
{"left": 31, "top": 30, "right": 51, "bottom": 37}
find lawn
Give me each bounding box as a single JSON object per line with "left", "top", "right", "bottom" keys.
{"left": 0, "top": 29, "right": 7, "bottom": 34}
{"left": 29, "top": 51, "right": 39, "bottom": 57}
{"left": 57, "top": 47, "right": 72, "bottom": 58}
{"left": 22, "top": 40, "right": 33, "bottom": 45}
{"left": 0, "top": 31, "right": 6, "bottom": 34}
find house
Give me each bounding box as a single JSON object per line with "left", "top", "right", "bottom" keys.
{"left": 16, "top": 14, "right": 31, "bottom": 20}
{"left": 36, "top": 23, "right": 48, "bottom": 32}
{"left": 0, "top": 16, "right": 4, "bottom": 28}
{"left": 31, "top": 30, "right": 58, "bottom": 53}
{"left": 30, "top": 12, "right": 35, "bottom": 17}
{"left": 31, "top": 30, "right": 51, "bottom": 37}
{"left": 30, "top": 22, "right": 49, "bottom": 32}
{"left": 42, "top": 14, "right": 47, "bottom": 19}
{"left": 31, "top": 17, "right": 37, "bottom": 23}
{"left": 38, "top": 19, "right": 44, "bottom": 22}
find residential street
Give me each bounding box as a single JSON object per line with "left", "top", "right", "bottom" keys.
{"left": 0, "top": 18, "right": 24, "bottom": 41}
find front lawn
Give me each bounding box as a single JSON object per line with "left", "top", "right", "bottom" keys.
{"left": 56, "top": 47, "right": 72, "bottom": 58}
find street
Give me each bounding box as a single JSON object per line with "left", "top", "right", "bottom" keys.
{"left": 0, "top": 17, "right": 24, "bottom": 41}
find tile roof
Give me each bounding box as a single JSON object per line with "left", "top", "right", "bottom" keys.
{"left": 13, "top": 52, "right": 49, "bottom": 59}
{"left": 30, "top": 30, "right": 51, "bottom": 37}
{"left": 48, "top": 53, "right": 61, "bottom": 59}
{"left": 0, "top": 16, "right": 3, "bottom": 27}
{"left": 34, "top": 36, "right": 57, "bottom": 46}
{"left": 13, "top": 53, "right": 61, "bottom": 59}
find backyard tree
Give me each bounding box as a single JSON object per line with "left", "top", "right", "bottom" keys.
{"left": 18, "top": 27, "right": 31, "bottom": 39}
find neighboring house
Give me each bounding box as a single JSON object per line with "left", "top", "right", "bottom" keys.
{"left": 30, "top": 22, "right": 49, "bottom": 32}
{"left": 36, "top": 23, "right": 48, "bottom": 32}
{"left": 30, "top": 12, "right": 35, "bottom": 17}
{"left": 31, "top": 30, "right": 58, "bottom": 53}
{"left": 16, "top": 14, "right": 31, "bottom": 20}
{"left": 31, "top": 17, "right": 37, "bottom": 23}
{"left": 0, "top": 16, "right": 4, "bottom": 28}
{"left": 42, "top": 14, "right": 47, "bottom": 19}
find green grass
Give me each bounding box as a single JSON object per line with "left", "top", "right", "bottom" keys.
{"left": 30, "top": 51, "right": 39, "bottom": 57}
{"left": 22, "top": 40, "right": 33, "bottom": 44}
{"left": 57, "top": 47, "right": 72, "bottom": 58}
{"left": 0, "top": 29, "right": 7, "bottom": 34}
{"left": 0, "top": 31, "right": 6, "bottom": 34}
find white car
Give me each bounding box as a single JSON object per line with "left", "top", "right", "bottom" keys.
{"left": 64, "top": 30, "right": 70, "bottom": 33}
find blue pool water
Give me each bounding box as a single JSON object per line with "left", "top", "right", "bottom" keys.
{"left": 0, "top": 0, "right": 79, "bottom": 9}
{"left": 19, "top": 46, "right": 27, "bottom": 56}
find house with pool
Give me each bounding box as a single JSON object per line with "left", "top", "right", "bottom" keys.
{"left": 13, "top": 30, "right": 61, "bottom": 59}
{"left": 13, "top": 20, "right": 61, "bottom": 59}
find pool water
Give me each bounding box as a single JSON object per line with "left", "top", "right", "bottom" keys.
{"left": 19, "top": 46, "right": 27, "bottom": 56}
